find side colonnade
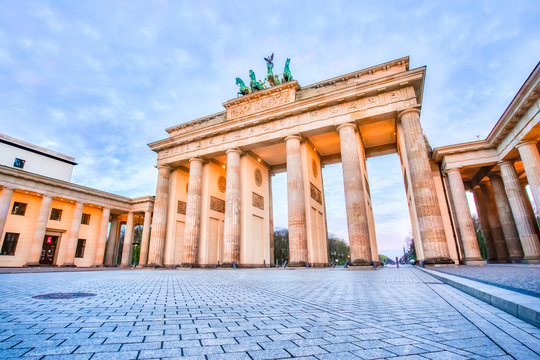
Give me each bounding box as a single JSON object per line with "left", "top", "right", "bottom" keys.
{"left": 0, "top": 171, "right": 154, "bottom": 267}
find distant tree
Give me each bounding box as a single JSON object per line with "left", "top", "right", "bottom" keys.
{"left": 328, "top": 234, "right": 350, "bottom": 265}
{"left": 472, "top": 216, "right": 487, "bottom": 259}
{"left": 273, "top": 227, "right": 289, "bottom": 265}
{"left": 402, "top": 236, "right": 416, "bottom": 263}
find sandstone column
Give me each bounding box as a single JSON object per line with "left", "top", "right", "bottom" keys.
{"left": 490, "top": 174, "right": 524, "bottom": 261}
{"left": 337, "top": 123, "right": 372, "bottom": 265}
{"left": 223, "top": 149, "right": 242, "bottom": 266}
{"left": 62, "top": 201, "right": 84, "bottom": 266}
{"left": 499, "top": 160, "right": 540, "bottom": 261}
{"left": 517, "top": 141, "right": 540, "bottom": 210}
{"left": 147, "top": 165, "right": 171, "bottom": 267}
{"left": 26, "top": 194, "right": 53, "bottom": 266}
{"left": 285, "top": 135, "right": 308, "bottom": 266}
{"left": 0, "top": 187, "right": 14, "bottom": 238}
{"left": 138, "top": 210, "right": 152, "bottom": 266}
{"left": 183, "top": 158, "right": 203, "bottom": 266}
{"left": 105, "top": 215, "right": 119, "bottom": 266}
{"left": 480, "top": 183, "right": 509, "bottom": 261}
{"left": 120, "top": 212, "right": 135, "bottom": 267}
{"left": 93, "top": 207, "right": 110, "bottom": 266}
{"left": 472, "top": 187, "right": 497, "bottom": 261}
{"left": 446, "top": 169, "right": 484, "bottom": 263}
{"left": 399, "top": 109, "right": 451, "bottom": 263}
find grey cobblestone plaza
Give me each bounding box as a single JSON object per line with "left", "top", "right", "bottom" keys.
{"left": 0, "top": 268, "right": 539, "bottom": 360}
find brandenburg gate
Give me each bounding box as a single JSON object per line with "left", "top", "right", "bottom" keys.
{"left": 145, "top": 56, "right": 463, "bottom": 268}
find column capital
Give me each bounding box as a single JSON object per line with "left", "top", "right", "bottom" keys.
{"left": 1, "top": 185, "right": 15, "bottom": 191}
{"left": 188, "top": 157, "right": 204, "bottom": 164}
{"left": 226, "top": 148, "right": 242, "bottom": 155}
{"left": 516, "top": 139, "right": 538, "bottom": 149}
{"left": 445, "top": 167, "right": 462, "bottom": 174}
{"left": 398, "top": 107, "right": 421, "bottom": 119}
{"left": 497, "top": 159, "right": 515, "bottom": 167}
{"left": 284, "top": 134, "right": 302, "bottom": 143}
{"left": 157, "top": 164, "right": 173, "bottom": 171}
{"left": 336, "top": 122, "right": 357, "bottom": 133}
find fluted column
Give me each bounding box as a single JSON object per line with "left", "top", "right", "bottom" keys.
{"left": 490, "top": 174, "right": 524, "bottom": 261}
{"left": 62, "top": 201, "right": 84, "bottom": 266}
{"left": 399, "top": 109, "right": 451, "bottom": 263}
{"left": 147, "top": 165, "right": 171, "bottom": 267}
{"left": 105, "top": 215, "right": 119, "bottom": 266}
{"left": 93, "top": 208, "right": 110, "bottom": 266}
{"left": 223, "top": 149, "right": 242, "bottom": 265}
{"left": 26, "top": 194, "right": 53, "bottom": 266}
{"left": 138, "top": 210, "right": 152, "bottom": 266}
{"left": 337, "top": 123, "right": 372, "bottom": 265}
{"left": 446, "top": 169, "right": 483, "bottom": 263}
{"left": 480, "top": 183, "right": 509, "bottom": 261}
{"left": 517, "top": 141, "right": 540, "bottom": 210}
{"left": 120, "top": 212, "right": 135, "bottom": 266}
{"left": 183, "top": 158, "right": 203, "bottom": 265}
{"left": 285, "top": 135, "right": 308, "bottom": 266}
{"left": 499, "top": 160, "right": 540, "bottom": 261}
{"left": 0, "top": 187, "right": 14, "bottom": 238}
{"left": 472, "top": 187, "right": 497, "bottom": 261}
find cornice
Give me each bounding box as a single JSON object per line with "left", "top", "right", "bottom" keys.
{"left": 431, "top": 140, "right": 490, "bottom": 162}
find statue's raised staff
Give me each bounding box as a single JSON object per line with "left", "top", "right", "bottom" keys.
{"left": 282, "top": 58, "right": 293, "bottom": 82}
{"left": 249, "top": 70, "right": 266, "bottom": 91}
{"left": 264, "top": 53, "right": 281, "bottom": 86}
{"left": 236, "top": 77, "right": 251, "bottom": 96}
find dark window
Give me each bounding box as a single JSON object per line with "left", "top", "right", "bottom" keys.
{"left": 13, "top": 158, "right": 25, "bottom": 169}
{"left": 81, "top": 213, "right": 91, "bottom": 225}
{"left": 50, "top": 208, "right": 62, "bottom": 221}
{"left": 1, "top": 233, "right": 19, "bottom": 255}
{"left": 75, "top": 239, "right": 86, "bottom": 258}
{"left": 11, "top": 202, "right": 27, "bottom": 216}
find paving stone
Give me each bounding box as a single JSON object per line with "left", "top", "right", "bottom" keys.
{"left": 0, "top": 268, "right": 537, "bottom": 360}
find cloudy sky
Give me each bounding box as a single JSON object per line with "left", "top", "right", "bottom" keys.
{"left": 1, "top": 1, "right": 539, "bottom": 258}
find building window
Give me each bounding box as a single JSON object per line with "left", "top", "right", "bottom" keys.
{"left": 1, "top": 233, "right": 19, "bottom": 255}
{"left": 81, "top": 213, "right": 91, "bottom": 225}
{"left": 50, "top": 208, "right": 62, "bottom": 221}
{"left": 13, "top": 158, "right": 25, "bottom": 169}
{"left": 11, "top": 202, "right": 27, "bottom": 216}
{"left": 75, "top": 239, "right": 86, "bottom": 258}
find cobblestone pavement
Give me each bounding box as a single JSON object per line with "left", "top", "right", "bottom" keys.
{"left": 0, "top": 268, "right": 539, "bottom": 360}
{"left": 431, "top": 265, "right": 540, "bottom": 297}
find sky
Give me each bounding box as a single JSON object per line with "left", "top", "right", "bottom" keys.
{"left": 1, "top": 1, "right": 539, "bottom": 259}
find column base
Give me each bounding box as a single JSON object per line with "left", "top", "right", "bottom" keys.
{"left": 60, "top": 263, "right": 76, "bottom": 267}
{"left": 463, "top": 259, "right": 487, "bottom": 266}
{"left": 179, "top": 263, "right": 198, "bottom": 269}
{"left": 24, "top": 262, "right": 42, "bottom": 267}
{"left": 348, "top": 265, "right": 376, "bottom": 270}
{"left": 421, "top": 257, "right": 455, "bottom": 267}
{"left": 509, "top": 257, "right": 524, "bottom": 263}
{"left": 350, "top": 259, "right": 372, "bottom": 266}
{"left": 145, "top": 263, "right": 163, "bottom": 268}
{"left": 522, "top": 258, "right": 540, "bottom": 264}
{"left": 287, "top": 261, "right": 307, "bottom": 267}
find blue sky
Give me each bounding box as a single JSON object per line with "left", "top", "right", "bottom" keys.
{"left": 1, "top": 1, "right": 539, "bottom": 258}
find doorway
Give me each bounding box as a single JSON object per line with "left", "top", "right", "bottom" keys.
{"left": 39, "top": 235, "right": 59, "bottom": 265}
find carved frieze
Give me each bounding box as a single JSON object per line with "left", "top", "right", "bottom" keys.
{"left": 177, "top": 200, "right": 186, "bottom": 215}
{"left": 210, "top": 196, "right": 225, "bottom": 213}
{"left": 310, "top": 182, "right": 322, "bottom": 205}
{"left": 255, "top": 169, "right": 262, "bottom": 186}
{"left": 218, "top": 176, "right": 226, "bottom": 193}
{"left": 252, "top": 192, "right": 264, "bottom": 210}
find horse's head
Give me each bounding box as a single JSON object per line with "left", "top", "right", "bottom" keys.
{"left": 235, "top": 77, "right": 242, "bottom": 85}
{"left": 249, "top": 70, "right": 256, "bottom": 80}
{"left": 285, "top": 58, "right": 290, "bottom": 66}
